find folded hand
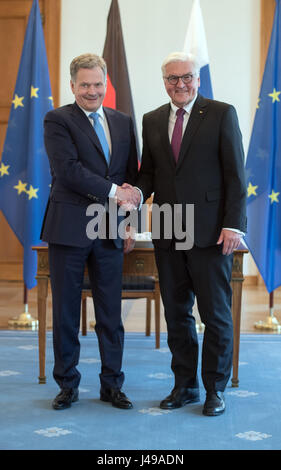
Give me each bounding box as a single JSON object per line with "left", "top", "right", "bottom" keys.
{"left": 115, "top": 183, "right": 141, "bottom": 211}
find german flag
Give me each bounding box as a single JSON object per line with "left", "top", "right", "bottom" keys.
{"left": 102, "top": 0, "right": 140, "bottom": 159}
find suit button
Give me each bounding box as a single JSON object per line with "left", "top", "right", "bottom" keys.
{"left": 106, "top": 176, "right": 111, "bottom": 180}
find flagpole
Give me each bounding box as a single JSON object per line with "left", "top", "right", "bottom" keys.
{"left": 8, "top": 284, "right": 38, "bottom": 329}
{"left": 254, "top": 290, "right": 281, "bottom": 332}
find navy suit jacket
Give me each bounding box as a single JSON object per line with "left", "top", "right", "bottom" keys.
{"left": 41, "top": 102, "right": 138, "bottom": 247}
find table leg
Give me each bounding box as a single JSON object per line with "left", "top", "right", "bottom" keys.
{"left": 231, "top": 252, "right": 244, "bottom": 387}
{"left": 37, "top": 276, "right": 48, "bottom": 384}
{"left": 231, "top": 279, "right": 243, "bottom": 387}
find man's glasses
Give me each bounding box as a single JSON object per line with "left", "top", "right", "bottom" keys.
{"left": 164, "top": 74, "right": 195, "bottom": 85}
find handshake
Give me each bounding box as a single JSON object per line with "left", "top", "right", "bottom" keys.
{"left": 115, "top": 183, "right": 141, "bottom": 211}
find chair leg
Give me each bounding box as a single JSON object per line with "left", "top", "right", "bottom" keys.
{"left": 145, "top": 298, "right": 151, "bottom": 336}
{"left": 82, "top": 297, "right": 87, "bottom": 336}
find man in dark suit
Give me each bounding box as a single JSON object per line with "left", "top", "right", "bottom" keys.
{"left": 41, "top": 53, "right": 140, "bottom": 410}
{"left": 136, "top": 52, "right": 247, "bottom": 416}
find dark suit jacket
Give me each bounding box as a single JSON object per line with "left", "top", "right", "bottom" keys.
{"left": 137, "top": 94, "right": 247, "bottom": 249}
{"left": 41, "top": 102, "right": 138, "bottom": 248}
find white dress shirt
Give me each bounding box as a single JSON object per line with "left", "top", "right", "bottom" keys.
{"left": 168, "top": 95, "right": 197, "bottom": 142}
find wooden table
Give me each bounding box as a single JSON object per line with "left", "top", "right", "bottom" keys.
{"left": 33, "top": 244, "right": 247, "bottom": 387}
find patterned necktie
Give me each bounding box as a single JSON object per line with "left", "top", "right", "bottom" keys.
{"left": 89, "top": 112, "right": 110, "bottom": 165}
{"left": 171, "top": 108, "right": 185, "bottom": 162}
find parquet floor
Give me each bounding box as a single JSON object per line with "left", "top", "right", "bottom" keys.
{"left": 1, "top": 280, "right": 281, "bottom": 334}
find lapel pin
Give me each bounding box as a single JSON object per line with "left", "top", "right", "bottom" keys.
{"left": 199, "top": 110, "right": 203, "bottom": 114}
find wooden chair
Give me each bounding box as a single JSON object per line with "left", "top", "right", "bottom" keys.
{"left": 81, "top": 265, "right": 161, "bottom": 348}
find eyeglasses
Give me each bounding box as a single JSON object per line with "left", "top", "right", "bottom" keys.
{"left": 164, "top": 74, "right": 196, "bottom": 85}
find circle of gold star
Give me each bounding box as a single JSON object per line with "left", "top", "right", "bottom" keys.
{"left": 268, "top": 190, "right": 280, "bottom": 204}
{"left": 26, "top": 185, "right": 39, "bottom": 200}
{"left": 14, "top": 180, "right": 27, "bottom": 194}
{"left": 268, "top": 88, "right": 281, "bottom": 103}
{"left": 12, "top": 94, "right": 24, "bottom": 109}
{"left": 30, "top": 85, "right": 39, "bottom": 98}
{"left": 0, "top": 162, "right": 10, "bottom": 177}
{"left": 247, "top": 182, "right": 258, "bottom": 197}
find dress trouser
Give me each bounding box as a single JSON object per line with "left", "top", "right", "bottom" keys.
{"left": 154, "top": 243, "right": 233, "bottom": 392}
{"left": 48, "top": 238, "right": 124, "bottom": 391}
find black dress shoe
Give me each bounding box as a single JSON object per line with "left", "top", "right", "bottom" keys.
{"left": 100, "top": 388, "right": 133, "bottom": 409}
{"left": 203, "top": 391, "right": 225, "bottom": 416}
{"left": 52, "top": 388, "right": 79, "bottom": 410}
{"left": 160, "top": 387, "right": 200, "bottom": 409}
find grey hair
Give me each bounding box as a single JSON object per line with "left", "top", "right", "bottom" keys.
{"left": 70, "top": 53, "right": 107, "bottom": 82}
{"left": 161, "top": 52, "right": 200, "bottom": 77}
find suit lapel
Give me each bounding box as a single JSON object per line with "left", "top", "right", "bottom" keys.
{"left": 158, "top": 104, "right": 177, "bottom": 168}
{"left": 70, "top": 102, "right": 106, "bottom": 162}
{"left": 176, "top": 94, "right": 209, "bottom": 170}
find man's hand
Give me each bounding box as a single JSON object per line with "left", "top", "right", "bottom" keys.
{"left": 115, "top": 183, "right": 141, "bottom": 211}
{"left": 123, "top": 226, "right": 136, "bottom": 254}
{"left": 217, "top": 229, "right": 242, "bottom": 255}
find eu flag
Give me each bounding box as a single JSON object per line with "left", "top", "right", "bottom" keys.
{"left": 183, "top": 0, "right": 213, "bottom": 99}
{"left": 0, "top": 0, "right": 53, "bottom": 289}
{"left": 245, "top": 0, "right": 281, "bottom": 293}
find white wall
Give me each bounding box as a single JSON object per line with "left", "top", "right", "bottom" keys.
{"left": 60, "top": 0, "right": 261, "bottom": 274}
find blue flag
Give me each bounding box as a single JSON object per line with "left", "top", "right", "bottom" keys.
{"left": 245, "top": 0, "right": 281, "bottom": 293}
{"left": 183, "top": 0, "right": 213, "bottom": 99}
{"left": 0, "top": 0, "right": 52, "bottom": 289}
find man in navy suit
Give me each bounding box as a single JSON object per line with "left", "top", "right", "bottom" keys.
{"left": 41, "top": 53, "right": 140, "bottom": 410}
{"left": 136, "top": 52, "right": 247, "bottom": 416}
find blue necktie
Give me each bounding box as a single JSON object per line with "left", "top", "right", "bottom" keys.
{"left": 89, "top": 112, "right": 110, "bottom": 165}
